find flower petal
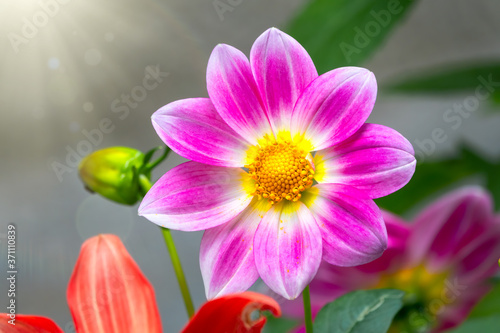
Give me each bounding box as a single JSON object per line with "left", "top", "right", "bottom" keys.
{"left": 1, "top": 314, "right": 64, "bottom": 333}
{"left": 67, "top": 235, "right": 162, "bottom": 333}
{"left": 254, "top": 201, "right": 322, "bottom": 300}
{"left": 454, "top": 226, "right": 500, "bottom": 284}
{"left": 287, "top": 216, "right": 407, "bottom": 320}
{"left": 357, "top": 211, "right": 410, "bottom": 273}
{"left": 181, "top": 292, "right": 281, "bottom": 333}
{"left": 304, "top": 184, "right": 387, "bottom": 266}
{"left": 408, "top": 186, "right": 494, "bottom": 268}
{"left": 382, "top": 212, "right": 411, "bottom": 253}
{"left": 201, "top": 199, "right": 271, "bottom": 299}
{"left": 139, "top": 162, "right": 253, "bottom": 231}
{"left": 152, "top": 98, "right": 250, "bottom": 167}
{"left": 313, "top": 124, "right": 416, "bottom": 198}
{"left": 291, "top": 67, "right": 377, "bottom": 151}
{"left": 296, "top": 212, "right": 409, "bottom": 319}
{"left": 250, "top": 28, "right": 317, "bottom": 134}
{"left": 207, "top": 44, "right": 273, "bottom": 144}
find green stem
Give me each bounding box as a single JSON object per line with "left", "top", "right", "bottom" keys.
{"left": 161, "top": 227, "right": 195, "bottom": 318}
{"left": 303, "top": 285, "right": 314, "bottom": 333}
{"left": 145, "top": 146, "right": 171, "bottom": 172}
{"left": 138, "top": 173, "right": 153, "bottom": 197}
{"left": 139, "top": 175, "right": 195, "bottom": 318}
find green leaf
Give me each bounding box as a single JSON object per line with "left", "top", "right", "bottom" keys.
{"left": 313, "top": 289, "right": 404, "bottom": 333}
{"left": 386, "top": 63, "right": 500, "bottom": 93}
{"left": 445, "top": 316, "right": 500, "bottom": 333}
{"left": 286, "top": 0, "right": 416, "bottom": 72}
{"left": 262, "top": 313, "right": 299, "bottom": 333}
{"left": 491, "top": 90, "right": 500, "bottom": 105}
{"left": 468, "top": 281, "right": 500, "bottom": 319}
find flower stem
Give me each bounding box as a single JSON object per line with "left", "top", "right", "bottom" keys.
{"left": 139, "top": 175, "right": 195, "bottom": 318}
{"left": 138, "top": 173, "right": 153, "bottom": 197}
{"left": 144, "top": 146, "right": 171, "bottom": 172}
{"left": 303, "top": 285, "right": 314, "bottom": 333}
{"left": 161, "top": 227, "right": 195, "bottom": 318}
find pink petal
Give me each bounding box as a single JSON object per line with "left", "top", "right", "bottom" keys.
{"left": 451, "top": 211, "right": 500, "bottom": 281}
{"left": 254, "top": 201, "right": 322, "bottom": 300}
{"left": 67, "top": 235, "right": 162, "bottom": 333}
{"left": 152, "top": 98, "right": 250, "bottom": 167}
{"left": 306, "top": 184, "right": 387, "bottom": 266}
{"left": 0, "top": 314, "right": 64, "bottom": 333}
{"left": 314, "top": 124, "right": 416, "bottom": 198}
{"left": 138, "top": 162, "right": 253, "bottom": 231}
{"left": 454, "top": 227, "right": 500, "bottom": 284}
{"left": 250, "top": 28, "right": 318, "bottom": 134}
{"left": 408, "top": 186, "right": 494, "bottom": 268}
{"left": 283, "top": 214, "right": 409, "bottom": 319}
{"left": 358, "top": 211, "right": 411, "bottom": 273}
{"left": 200, "top": 199, "right": 271, "bottom": 299}
{"left": 207, "top": 44, "right": 273, "bottom": 145}
{"left": 291, "top": 67, "right": 377, "bottom": 151}
{"left": 383, "top": 211, "right": 411, "bottom": 253}
{"left": 283, "top": 212, "right": 407, "bottom": 320}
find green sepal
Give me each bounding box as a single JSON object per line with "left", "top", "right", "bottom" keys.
{"left": 78, "top": 146, "right": 170, "bottom": 205}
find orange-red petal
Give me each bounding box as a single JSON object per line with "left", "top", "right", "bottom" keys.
{"left": 0, "top": 314, "right": 63, "bottom": 333}
{"left": 181, "top": 291, "right": 281, "bottom": 333}
{"left": 66, "top": 234, "right": 162, "bottom": 333}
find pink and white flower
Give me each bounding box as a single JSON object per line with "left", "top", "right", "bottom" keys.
{"left": 139, "top": 27, "right": 416, "bottom": 300}
{"left": 295, "top": 186, "right": 500, "bottom": 332}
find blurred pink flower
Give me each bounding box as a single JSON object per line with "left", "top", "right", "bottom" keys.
{"left": 138, "top": 27, "right": 416, "bottom": 300}
{"left": 285, "top": 186, "right": 500, "bottom": 332}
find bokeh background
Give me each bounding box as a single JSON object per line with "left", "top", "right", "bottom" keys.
{"left": 1, "top": 0, "right": 500, "bottom": 331}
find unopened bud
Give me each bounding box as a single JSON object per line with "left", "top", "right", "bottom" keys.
{"left": 78, "top": 147, "right": 147, "bottom": 205}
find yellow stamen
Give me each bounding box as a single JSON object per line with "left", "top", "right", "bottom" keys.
{"left": 247, "top": 140, "right": 314, "bottom": 204}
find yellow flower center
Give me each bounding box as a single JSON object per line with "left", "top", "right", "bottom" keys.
{"left": 246, "top": 140, "right": 314, "bottom": 204}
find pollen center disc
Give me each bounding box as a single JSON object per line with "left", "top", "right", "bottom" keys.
{"left": 246, "top": 141, "right": 314, "bottom": 204}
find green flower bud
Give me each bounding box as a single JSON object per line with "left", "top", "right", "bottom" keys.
{"left": 78, "top": 147, "right": 148, "bottom": 205}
